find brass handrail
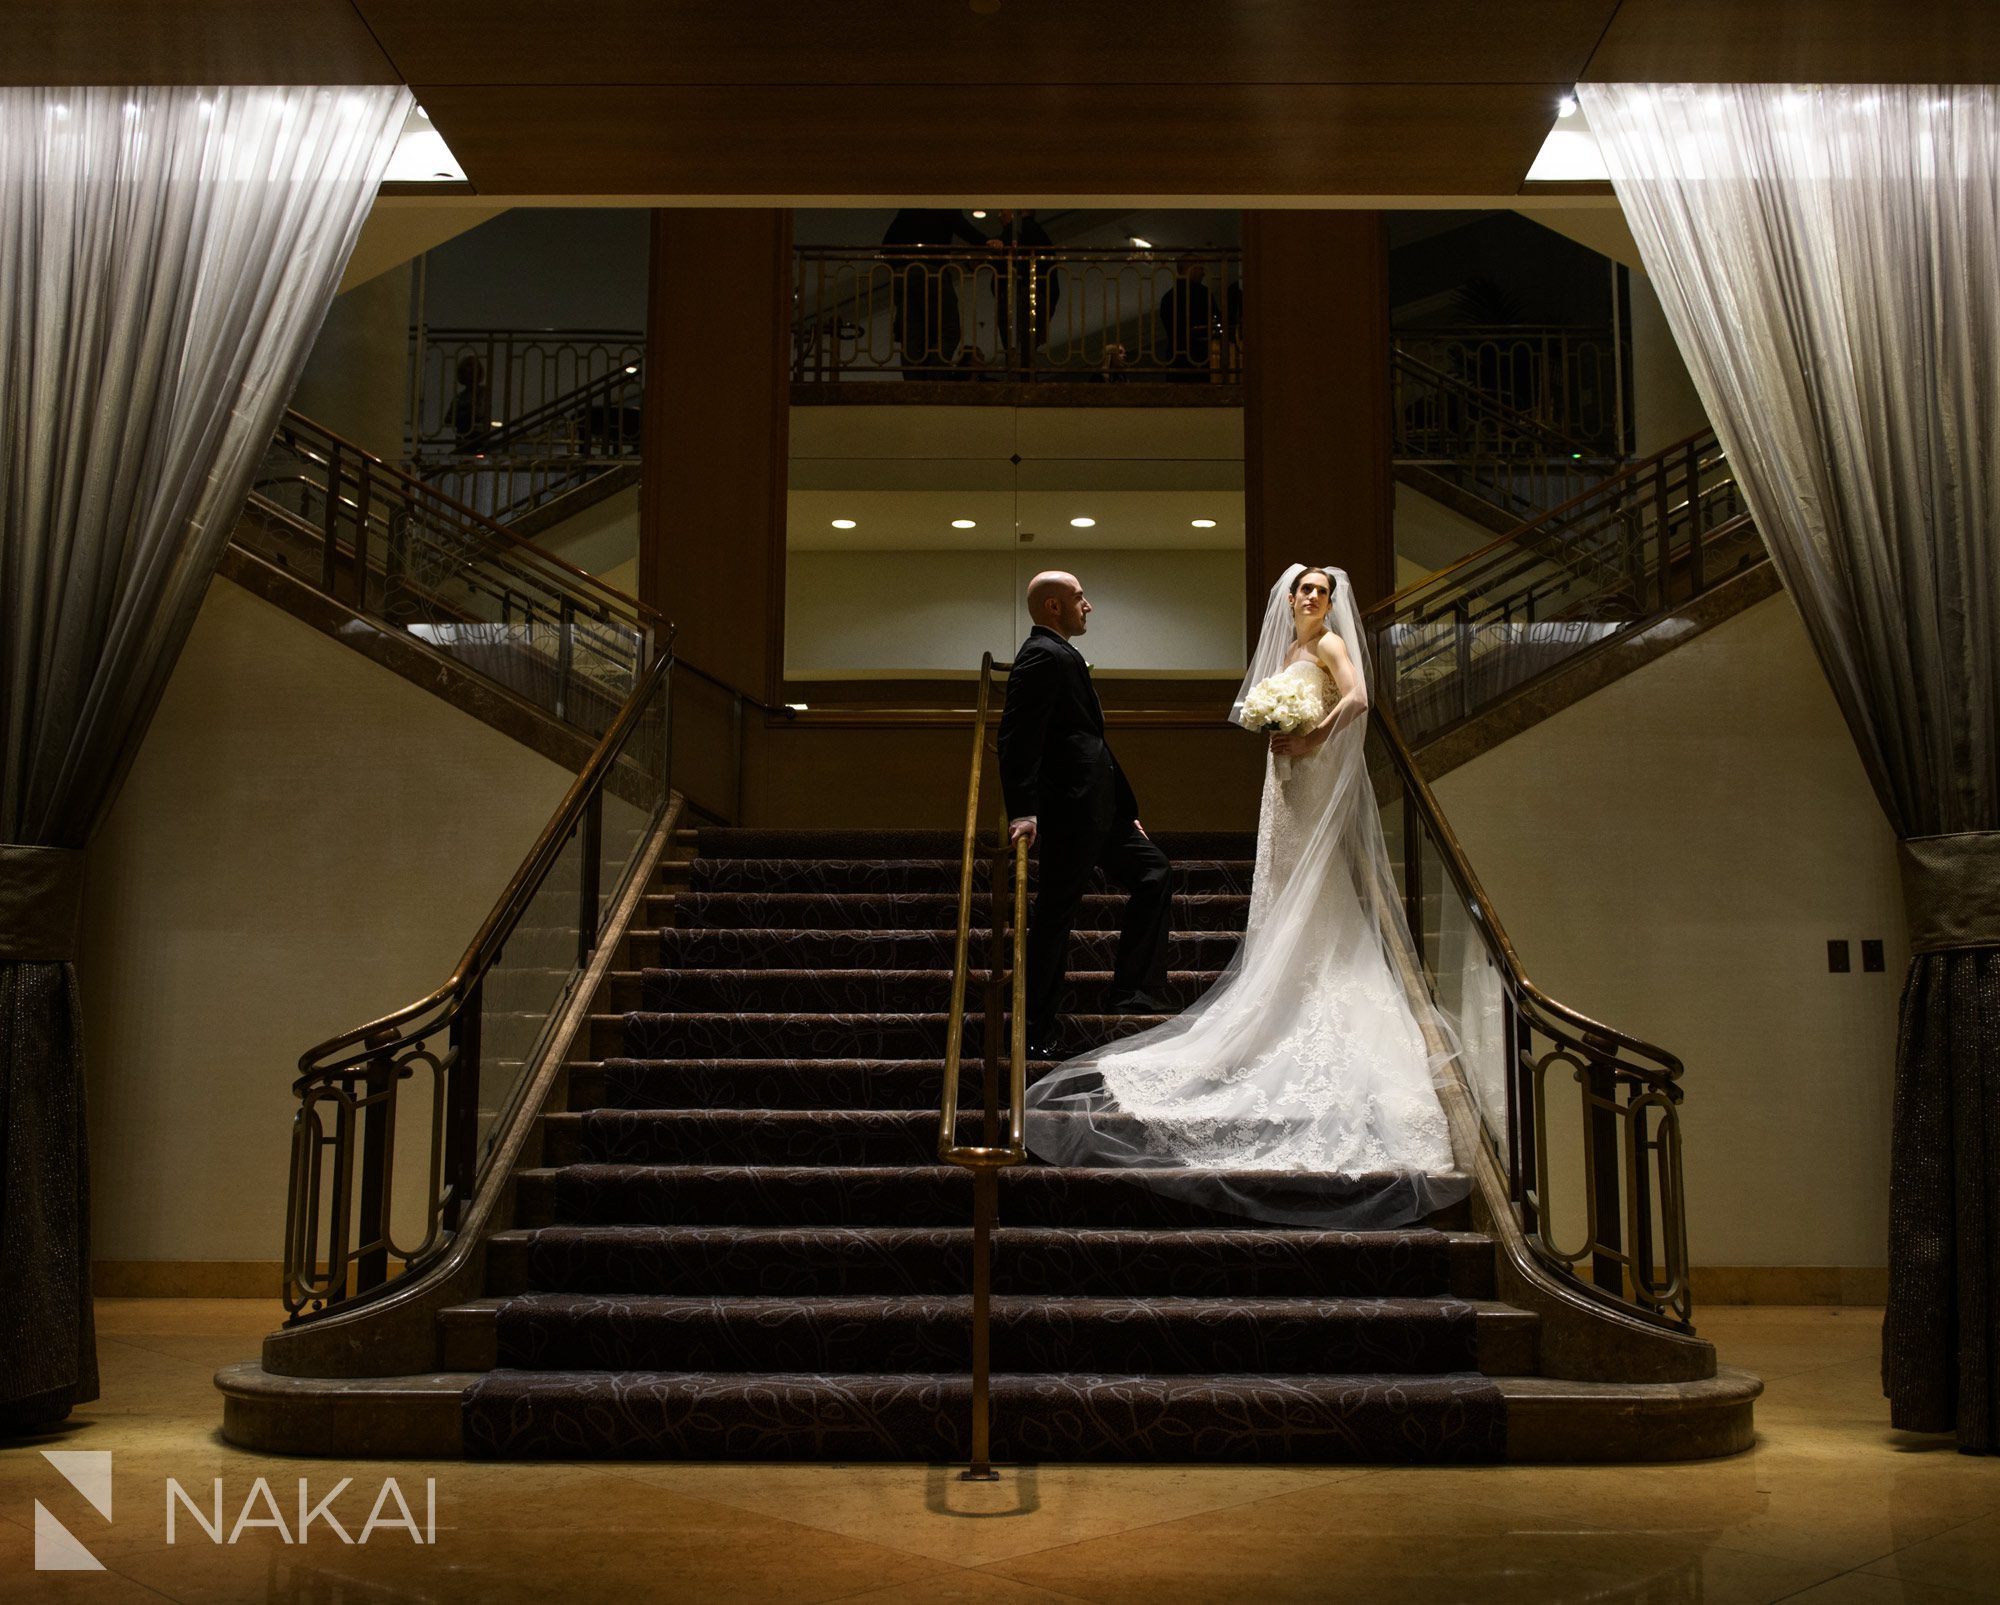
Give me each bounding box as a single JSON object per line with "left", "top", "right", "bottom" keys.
{"left": 282, "top": 638, "right": 677, "bottom": 1316}
{"left": 937, "top": 652, "right": 1030, "bottom": 1479}
{"left": 1368, "top": 699, "right": 1690, "bottom": 1321}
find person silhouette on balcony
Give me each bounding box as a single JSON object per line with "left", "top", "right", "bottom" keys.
{"left": 1157, "top": 259, "right": 1216, "bottom": 380}
{"left": 996, "top": 209, "right": 1060, "bottom": 373}
{"left": 881, "top": 209, "right": 992, "bottom": 379}
{"left": 450, "top": 354, "right": 494, "bottom": 450}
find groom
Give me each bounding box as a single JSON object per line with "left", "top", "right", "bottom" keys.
{"left": 998, "top": 571, "right": 1172, "bottom": 1058}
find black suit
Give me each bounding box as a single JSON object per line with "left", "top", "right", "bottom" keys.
{"left": 998, "top": 626, "right": 1172, "bottom": 1041}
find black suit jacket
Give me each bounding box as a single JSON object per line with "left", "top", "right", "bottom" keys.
{"left": 998, "top": 627, "right": 1138, "bottom": 841}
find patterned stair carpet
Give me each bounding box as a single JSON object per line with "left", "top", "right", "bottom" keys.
{"left": 461, "top": 828, "right": 1510, "bottom": 1462}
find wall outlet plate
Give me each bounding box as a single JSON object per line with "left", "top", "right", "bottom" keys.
{"left": 1862, "top": 939, "right": 1886, "bottom": 973}
{"left": 1828, "top": 939, "right": 1851, "bottom": 973}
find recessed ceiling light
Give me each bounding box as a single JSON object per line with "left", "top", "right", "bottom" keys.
{"left": 624, "top": 364, "right": 639, "bottom": 374}
{"left": 1128, "top": 236, "right": 1152, "bottom": 249}
{"left": 1191, "top": 518, "right": 1218, "bottom": 529}
{"left": 1558, "top": 95, "right": 1578, "bottom": 118}
{"left": 971, "top": 210, "right": 988, "bottom": 219}
{"left": 1069, "top": 517, "right": 1096, "bottom": 528}
{"left": 417, "top": 106, "right": 432, "bottom": 121}
{"left": 951, "top": 519, "right": 977, "bottom": 529}
{"left": 831, "top": 518, "right": 857, "bottom": 529}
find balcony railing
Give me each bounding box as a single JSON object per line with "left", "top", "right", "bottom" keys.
{"left": 793, "top": 246, "right": 1242, "bottom": 384}
{"left": 1372, "top": 428, "right": 1761, "bottom": 749}
{"left": 407, "top": 326, "right": 645, "bottom": 461}
{"left": 1394, "top": 325, "right": 1627, "bottom": 455}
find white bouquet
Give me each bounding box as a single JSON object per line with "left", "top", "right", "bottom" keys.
{"left": 1239, "top": 672, "right": 1321, "bottom": 735}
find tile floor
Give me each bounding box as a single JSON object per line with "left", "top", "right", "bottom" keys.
{"left": 0, "top": 1302, "right": 1994, "bottom": 1603}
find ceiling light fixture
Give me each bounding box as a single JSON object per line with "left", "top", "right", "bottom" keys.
{"left": 951, "top": 519, "right": 977, "bottom": 529}
{"left": 1191, "top": 518, "right": 1217, "bottom": 529}
{"left": 624, "top": 364, "right": 639, "bottom": 374}
{"left": 1128, "top": 236, "right": 1153, "bottom": 249}
{"left": 1558, "top": 94, "right": 1578, "bottom": 118}
{"left": 831, "top": 518, "right": 857, "bottom": 529}
{"left": 1070, "top": 516, "right": 1096, "bottom": 528}
{"left": 971, "top": 210, "right": 988, "bottom": 219}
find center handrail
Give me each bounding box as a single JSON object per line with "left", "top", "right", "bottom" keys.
{"left": 937, "top": 651, "right": 1030, "bottom": 1480}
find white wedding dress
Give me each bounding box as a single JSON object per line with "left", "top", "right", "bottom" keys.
{"left": 1023, "top": 567, "right": 1469, "bottom": 1228}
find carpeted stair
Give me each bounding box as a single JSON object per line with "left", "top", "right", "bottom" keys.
{"left": 458, "top": 827, "right": 1521, "bottom": 1462}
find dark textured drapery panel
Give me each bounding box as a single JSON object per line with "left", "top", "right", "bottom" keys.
{"left": 1582, "top": 83, "right": 2000, "bottom": 1447}
{"left": 1885, "top": 949, "right": 2000, "bottom": 1446}
{"left": 0, "top": 85, "right": 407, "bottom": 1425}
{"left": 0, "top": 963, "right": 93, "bottom": 1428}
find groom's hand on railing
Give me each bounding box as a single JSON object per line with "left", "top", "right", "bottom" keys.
{"left": 1009, "top": 816, "right": 1038, "bottom": 847}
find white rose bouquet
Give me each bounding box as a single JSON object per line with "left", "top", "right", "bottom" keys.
{"left": 1239, "top": 673, "right": 1321, "bottom": 735}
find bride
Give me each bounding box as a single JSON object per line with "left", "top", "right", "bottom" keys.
{"left": 1022, "top": 564, "right": 1469, "bottom": 1228}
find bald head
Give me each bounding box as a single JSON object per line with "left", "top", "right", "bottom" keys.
{"left": 1026, "top": 570, "right": 1091, "bottom": 639}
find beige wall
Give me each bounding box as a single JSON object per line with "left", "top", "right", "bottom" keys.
{"left": 1434, "top": 594, "right": 1902, "bottom": 1270}
{"left": 1630, "top": 271, "right": 1710, "bottom": 457}
{"left": 289, "top": 268, "right": 412, "bottom": 462}
{"left": 1394, "top": 481, "right": 1498, "bottom": 583}
{"left": 80, "top": 580, "right": 573, "bottom": 1266}
{"left": 533, "top": 483, "right": 642, "bottom": 584}
{"left": 786, "top": 548, "right": 1246, "bottom": 678}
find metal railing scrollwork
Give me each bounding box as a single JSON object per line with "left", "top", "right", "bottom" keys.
{"left": 937, "top": 653, "right": 1031, "bottom": 1478}
{"left": 282, "top": 645, "right": 676, "bottom": 1317}
{"left": 795, "top": 246, "right": 1242, "bottom": 384}
{"left": 1367, "top": 709, "right": 1691, "bottom": 1324}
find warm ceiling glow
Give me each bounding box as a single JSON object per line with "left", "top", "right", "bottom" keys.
{"left": 1069, "top": 517, "right": 1096, "bottom": 528}
{"left": 1191, "top": 518, "right": 1218, "bottom": 529}
{"left": 385, "top": 106, "right": 468, "bottom": 183}
{"left": 831, "top": 519, "right": 857, "bottom": 529}
{"left": 951, "top": 519, "right": 977, "bottom": 529}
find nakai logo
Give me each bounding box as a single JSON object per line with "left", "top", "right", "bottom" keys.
{"left": 33, "top": 1452, "right": 439, "bottom": 1570}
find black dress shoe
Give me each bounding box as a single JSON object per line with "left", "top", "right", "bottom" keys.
{"left": 1104, "top": 989, "right": 1170, "bottom": 1013}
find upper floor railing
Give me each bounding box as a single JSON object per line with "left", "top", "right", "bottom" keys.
{"left": 1372, "top": 428, "right": 1761, "bottom": 749}
{"left": 407, "top": 325, "right": 646, "bottom": 461}
{"left": 1391, "top": 349, "right": 1619, "bottom": 527}
{"left": 1394, "top": 324, "right": 1626, "bottom": 455}
{"left": 416, "top": 362, "right": 645, "bottom": 525}
{"left": 242, "top": 409, "right": 661, "bottom": 740}
{"left": 793, "top": 245, "right": 1242, "bottom": 384}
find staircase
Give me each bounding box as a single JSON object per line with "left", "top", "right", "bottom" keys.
{"left": 223, "top": 822, "right": 1758, "bottom": 1464}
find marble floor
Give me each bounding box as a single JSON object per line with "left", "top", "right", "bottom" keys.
{"left": 0, "top": 1302, "right": 1994, "bottom": 1603}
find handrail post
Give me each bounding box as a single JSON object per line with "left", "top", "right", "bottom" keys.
{"left": 355, "top": 1030, "right": 398, "bottom": 1296}
{"left": 731, "top": 693, "right": 746, "bottom": 826}
{"left": 577, "top": 790, "right": 604, "bottom": 965}
{"left": 445, "top": 980, "right": 483, "bottom": 1232}
{"left": 320, "top": 445, "right": 343, "bottom": 597}
{"left": 1586, "top": 1054, "right": 1625, "bottom": 1297}
{"left": 964, "top": 1167, "right": 1000, "bottom": 1481}
{"left": 351, "top": 458, "right": 373, "bottom": 611}
{"left": 556, "top": 595, "right": 576, "bottom": 724}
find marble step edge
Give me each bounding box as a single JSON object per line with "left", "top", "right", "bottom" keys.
{"left": 431, "top": 1294, "right": 1539, "bottom": 1375}
{"left": 213, "top": 1362, "right": 1762, "bottom": 1464}
{"left": 480, "top": 1224, "right": 1500, "bottom": 1298}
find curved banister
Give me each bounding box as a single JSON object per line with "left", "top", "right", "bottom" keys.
{"left": 294, "top": 640, "right": 676, "bottom": 1087}
{"left": 282, "top": 636, "right": 678, "bottom": 1317}
{"left": 1392, "top": 348, "right": 1603, "bottom": 461}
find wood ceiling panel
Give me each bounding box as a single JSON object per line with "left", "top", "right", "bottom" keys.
{"left": 418, "top": 82, "right": 1561, "bottom": 197}
{"left": 1585, "top": 0, "right": 2000, "bottom": 82}
{"left": 363, "top": 0, "right": 1619, "bottom": 86}
{"left": 0, "top": 1, "right": 399, "bottom": 86}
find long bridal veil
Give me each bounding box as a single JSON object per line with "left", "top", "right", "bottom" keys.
{"left": 1022, "top": 565, "right": 1472, "bottom": 1228}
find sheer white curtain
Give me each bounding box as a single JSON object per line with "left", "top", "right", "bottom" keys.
{"left": 1581, "top": 82, "right": 2000, "bottom": 1448}
{"left": 0, "top": 84, "right": 409, "bottom": 1426}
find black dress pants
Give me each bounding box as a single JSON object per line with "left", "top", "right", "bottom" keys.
{"left": 1025, "top": 821, "right": 1172, "bottom": 1040}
